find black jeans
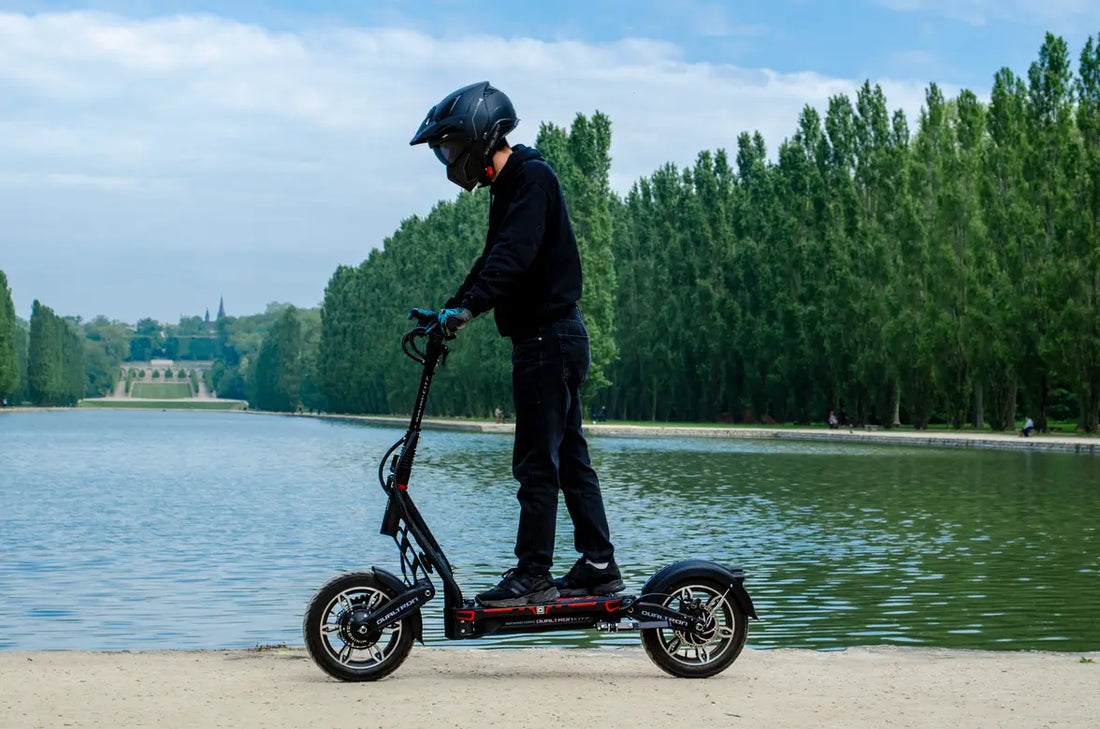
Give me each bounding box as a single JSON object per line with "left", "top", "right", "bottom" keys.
{"left": 510, "top": 307, "right": 614, "bottom": 574}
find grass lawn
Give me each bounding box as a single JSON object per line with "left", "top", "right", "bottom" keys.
{"left": 78, "top": 399, "right": 246, "bottom": 411}
{"left": 130, "top": 382, "right": 192, "bottom": 399}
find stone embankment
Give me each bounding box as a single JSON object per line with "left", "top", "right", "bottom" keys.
{"left": 276, "top": 412, "right": 1100, "bottom": 455}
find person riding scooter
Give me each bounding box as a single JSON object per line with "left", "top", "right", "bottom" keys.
{"left": 410, "top": 81, "right": 624, "bottom": 607}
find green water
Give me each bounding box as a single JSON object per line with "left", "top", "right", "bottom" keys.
{"left": 1, "top": 410, "right": 1097, "bottom": 651}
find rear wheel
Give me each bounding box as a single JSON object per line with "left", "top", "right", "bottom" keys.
{"left": 303, "top": 572, "right": 414, "bottom": 682}
{"left": 640, "top": 578, "right": 748, "bottom": 678}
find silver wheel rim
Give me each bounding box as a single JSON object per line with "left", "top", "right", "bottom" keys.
{"left": 656, "top": 583, "right": 738, "bottom": 667}
{"left": 318, "top": 586, "right": 404, "bottom": 671}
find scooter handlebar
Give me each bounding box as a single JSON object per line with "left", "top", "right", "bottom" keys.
{"left": 403, "top": 308, "right": 452, "bottom": 364}
{"left": 407, "top": 307, "right": 437, "bottom": 330}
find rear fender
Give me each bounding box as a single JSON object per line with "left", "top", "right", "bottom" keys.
{"left": 641, "top": 559, "right": 757, "bottom": 619}
{"left": 370, "top": 567, "right": 426, "bottom": 643}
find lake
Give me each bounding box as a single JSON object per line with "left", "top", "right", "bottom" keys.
{"left": 1, "top": 410, "right": 1097, "bottom": 651}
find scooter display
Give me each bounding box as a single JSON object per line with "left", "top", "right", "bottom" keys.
{"left": 303, "top": 310, "right": 757, "bottom": 680}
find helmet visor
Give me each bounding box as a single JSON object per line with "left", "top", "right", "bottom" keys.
{"left": 432, "top": 140, "right": 466, "bottom": 166}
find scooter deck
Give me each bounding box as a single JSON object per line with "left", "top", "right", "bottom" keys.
{"left": 465, "top": 593, "right": 627, "bottom": 614}
{"left": 451, "top": 594, "right": 632, "bottom": 638}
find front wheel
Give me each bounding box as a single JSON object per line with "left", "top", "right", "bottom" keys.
{"left": 303, "top": 571, "right": 415, "bottom": 681}
{"left": 640, "top": 578, "right": 748, "bottom": 678}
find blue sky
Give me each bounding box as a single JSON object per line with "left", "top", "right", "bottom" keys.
{"left": 2, "top": 0, "right": 1099, "bottom": 322}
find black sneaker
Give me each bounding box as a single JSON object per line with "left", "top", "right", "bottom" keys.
{"left": 554, "top": 558, "right": 625, "bottom": 597}
{"left": 476, "top": 567, "right": 560, "bottom": 607}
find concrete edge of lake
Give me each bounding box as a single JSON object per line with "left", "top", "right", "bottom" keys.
{"left": 2, "top": 646, "right": 1096, "bottom": 729}
{"left": 264, "top": 411, "right": 1100, "bottom": 455}
{"left": 8, "top": 405, "right": 1100, "bottom": 454}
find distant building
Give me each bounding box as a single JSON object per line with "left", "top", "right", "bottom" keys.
{"left": 204, "top": 298, "right": 225, "bottom": 331}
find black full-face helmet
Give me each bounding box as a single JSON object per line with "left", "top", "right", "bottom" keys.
{"left": 410, "top": 81, "right": 518, "bottom": 191}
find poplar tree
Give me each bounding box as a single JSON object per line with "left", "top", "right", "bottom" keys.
{"left": 0, "top": 270, "right": 17, "bottom": 401}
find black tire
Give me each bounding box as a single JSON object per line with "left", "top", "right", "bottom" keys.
{"left": 640, "top": 577, "right": 748, "bottom": 678}
{"left": 303, "top": 571, "right": 415, "bottom": 682}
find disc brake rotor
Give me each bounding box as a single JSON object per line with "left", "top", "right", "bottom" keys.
{"left": 339, "top": 604, "right": 382, "bottom": 649}
{"left": 675, "top": 598, "right": 718, "bottom": 646}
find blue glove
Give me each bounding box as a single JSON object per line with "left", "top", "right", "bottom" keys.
{"left": 408, "top": 308, "right": 437, "bottom": 328}
{"left": 437, "top": 307, "right": 473, "bottom": 336}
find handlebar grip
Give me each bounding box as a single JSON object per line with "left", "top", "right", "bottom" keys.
{"left": 408, "top": 308, "right": 436, "bottom": 327}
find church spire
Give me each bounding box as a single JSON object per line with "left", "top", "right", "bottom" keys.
{"left": 217, "top": 296, "right": 225, "bottom": 320}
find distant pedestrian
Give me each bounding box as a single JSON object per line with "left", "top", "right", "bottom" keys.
{"left": 494, "top": 407, "right": 503, "bottom": 424}
{"left": 828, "top": 410, "right": 839, "bottom": 429}
{"left": 1021, "top": 416, "right": 1035, "bottom": 438}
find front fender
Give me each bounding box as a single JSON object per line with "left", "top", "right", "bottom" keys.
{"left": 642, "top": 559, "right": 757, "bottom": 620}
{"left": 370, "top": 566, "right": 426, "bottom": 643}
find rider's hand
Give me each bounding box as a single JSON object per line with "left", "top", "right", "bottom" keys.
{"left": 437, "top": 307, "right": 472, "bottom": 336}
{"left": 408, "top": 308, "right": 437, "bottom": 328}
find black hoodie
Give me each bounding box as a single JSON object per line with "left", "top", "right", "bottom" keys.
{"left": 444, "top": 145, "right": 583, "bottom": 339}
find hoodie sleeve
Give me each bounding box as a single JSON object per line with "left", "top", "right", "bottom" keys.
{"left": 444, "top": 255, "right": 486, "bottom": 309}
{"left": 460, "top": 177, "right": 550, "bottom": 315}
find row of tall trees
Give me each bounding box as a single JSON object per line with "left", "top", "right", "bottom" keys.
{"left": 26, "top": 300, "right": 85, "bottom": 406}
{"left": 0, "top": 271, "right": 22, "bottom": 403}
{"left": 603, "top": 32, "right": 1099, "bottom": 431}
{"left": 246, "top": 305, "right": 326, "bottom": 412}
{"left": 2, "top": 268, "right": 146, "bottom": 405}
{"left": 313, "top": 33, "right": 1100, "bottom": 432}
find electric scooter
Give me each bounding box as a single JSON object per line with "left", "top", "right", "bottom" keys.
{"left": 302, "top": 310, "right": 757, "bottom": 680}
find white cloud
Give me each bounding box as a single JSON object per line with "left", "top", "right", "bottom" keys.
{"left": 0, "top": 11, "right": 934, "bottom": 321}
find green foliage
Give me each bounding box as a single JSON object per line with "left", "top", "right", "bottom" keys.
{"left": 249, "top": 305, "right": 304, "bottom": 412}
{"left": 166, "top": 335, "right": 216, "bottom": 361}
{"left": 84, "top": 316, "right": 131, "bottom": 362}
{"left": 175, "top": 315, "right": 205, "bottom": 336}
{"left": 152, "top": 369, "right": 160, "bottom": 379}
{"left": 134, "top": 318, "right": 159, "bottom": 336}
{"left": 82, "top": 337, "right": 117, "bottom": 397}
{"left": 128, "top": 336, "right": 153, "bottom": 361}
{"left": 0, "top": 270, "right": 18, "bottom": 400}
{"left": 537, "top": 112, "right": 618, "bottom": 391}
{"left": 596, "top": 33, "right": 1100, "bottom": 432}
{"left": 27, "top": 300, "right": 83, "bottom": 406}
{"left": 12, "top": 317, "right": 29, "bottom": 404}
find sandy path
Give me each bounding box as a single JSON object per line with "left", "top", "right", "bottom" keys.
{"left": 1, "top": 647, "right": 1095, "bottom": 729}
